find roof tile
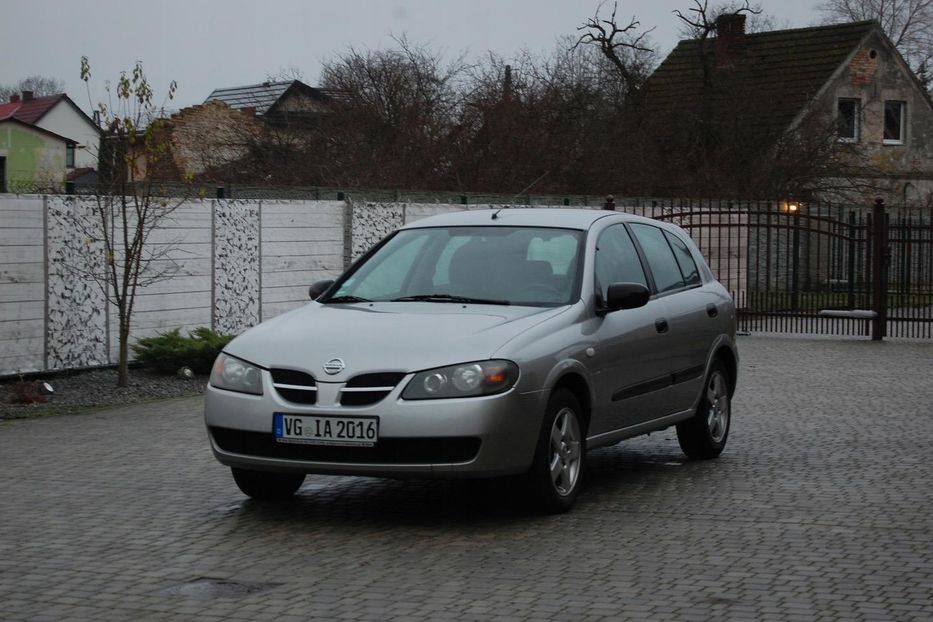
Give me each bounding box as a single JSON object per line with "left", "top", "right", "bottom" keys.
{"left": 204, "top": 81, "right": 294, "bottom": 115}
{"left": 642, "top": 20, "right": 877, "bottom": 136}
{"left": 6, "top": 94, "right": 67, "bottom": 124}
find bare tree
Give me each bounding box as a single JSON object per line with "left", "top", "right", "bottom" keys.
{"left": 455, "top": 41, "right": 643, "bottom": 194}
{"left": 573, "top": 1, "right": 658, "bottom": 96}
{"left": 63, "top": 58, "right": 187, "bottom": 386}
{"left": 319, "top": 36, "right": 469, "bottom": 188}
{"left": 818, "top": 0, "right": 933, "bottom": 77}
{"left": 0, "top": 75, "right": 66, "bottom": 101}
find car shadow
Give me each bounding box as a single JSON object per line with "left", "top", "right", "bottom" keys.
{"left": 213, "top": 436, "right": 703, "bottom": 531}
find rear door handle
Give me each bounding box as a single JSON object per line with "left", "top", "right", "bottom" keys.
{"left": 655, "top": 318, "right": 669, "bottom": 333}
{"left": 706, "top": 303, "right": 718, "bottom": 318}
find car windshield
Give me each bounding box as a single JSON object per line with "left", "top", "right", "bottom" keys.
{"left": 325, "top": 226, "right": 584, "bottom": 307}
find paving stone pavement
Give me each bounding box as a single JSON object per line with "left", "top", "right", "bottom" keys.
{"left": 1, "top": 335, "right": 932, "bottom": 622}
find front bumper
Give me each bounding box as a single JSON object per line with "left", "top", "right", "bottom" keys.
{"left": 203, "top": 375, "right": 547, "bottom": 479}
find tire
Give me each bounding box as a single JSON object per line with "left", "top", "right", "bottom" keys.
{"left": 677, "top": 361, "right": 731, "bottom": 460}
{"left": 528, "top": 388, "right": 586, "bottom": 514}
{"left": 231, "top": 467, "right": 305, "bottom": 501}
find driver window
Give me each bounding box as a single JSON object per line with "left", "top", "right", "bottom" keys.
{"left": 594, "top": 225, "right": 647, "bottom": 301}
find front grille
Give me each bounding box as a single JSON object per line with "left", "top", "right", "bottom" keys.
{"left": 270, "top": 369, "right": 317, "bottom": 405}
{"left": 210, "top": 426, "right": 481, "bottom": 464}
{"left": 340, "top": 372, "right": 407, "bottom": 407}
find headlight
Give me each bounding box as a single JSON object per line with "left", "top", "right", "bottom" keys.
{"left": 210, "top": 353, "right": 263, "bottom": 395}
{"left": 402, "top": 360, "right": 518, "bottom": 400}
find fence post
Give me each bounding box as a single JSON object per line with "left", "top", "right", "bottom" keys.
{"left": 847, "top": 211, "right": 856, "bottom": 309}
{"left": 871, "top": 198, "right": 888, "bottom": 340}
{"left": 791, "top": 209, "right": 800, "bottom": 311}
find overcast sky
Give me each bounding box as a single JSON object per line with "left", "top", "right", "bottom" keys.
{"left": 3, "top": 0, "right": 825, "bottom": 111}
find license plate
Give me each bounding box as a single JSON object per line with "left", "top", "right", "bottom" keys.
{"left": 273, "top": 413, "right": 378, "bottom": 447}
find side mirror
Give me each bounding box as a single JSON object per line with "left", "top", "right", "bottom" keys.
{"left": 604, "top": 282, "right": 650, "bottom": 313}
{"left": 308, "top": 279, "right": 335, "bottom": 300}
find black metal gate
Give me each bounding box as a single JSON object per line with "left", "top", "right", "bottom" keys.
{"left": 622, "top": 199, "right": 933, "bottom": 339}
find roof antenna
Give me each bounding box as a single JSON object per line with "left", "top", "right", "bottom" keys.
{"left": 491, "top": 208, "right": 504, "bottom": 220}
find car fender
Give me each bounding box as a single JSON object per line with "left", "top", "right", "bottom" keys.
{"left": 696, "top": 333, "right": 739, "bottom": 406}
{"left": 538, "top": 356, "right": 596, "bottom": 414}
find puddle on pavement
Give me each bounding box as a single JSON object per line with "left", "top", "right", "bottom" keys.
{"left": 162, "top": 577, "right": 278, "bottom": 599}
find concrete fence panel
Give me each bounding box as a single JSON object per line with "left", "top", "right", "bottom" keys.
{"left": 0, "top": 197, "right": 46, "bottom": 374}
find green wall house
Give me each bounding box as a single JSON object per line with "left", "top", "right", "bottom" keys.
{"left": 0, "top": 118, "right": 74, "bottom": 193}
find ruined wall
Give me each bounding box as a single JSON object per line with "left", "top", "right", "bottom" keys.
{"left": 163, "top": 101, "right": 263, "bottom": 178}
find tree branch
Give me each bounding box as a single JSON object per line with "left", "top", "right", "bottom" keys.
{"left": 573, "top": 1, "right": 656, "bottom": 93}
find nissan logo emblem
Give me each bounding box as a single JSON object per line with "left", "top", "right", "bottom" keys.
{"left": 323, "top": 358, "right": 346, "bottom": 375}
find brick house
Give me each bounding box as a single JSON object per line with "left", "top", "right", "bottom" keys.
{"left": 632, "top": 17, "right": 933, "bottom": 206}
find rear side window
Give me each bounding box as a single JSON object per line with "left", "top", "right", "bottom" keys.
{"left": 595, "top": 225, "right": 647, "bottom": 301}
{"left": 630, "top": 224, "right": 685, "bottom": 293}
{"left": 664, "top": 230, "right": 702, "bottom": 286}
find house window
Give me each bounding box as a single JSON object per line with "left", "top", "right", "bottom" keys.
{"left": 883, "top": 101, "right": 905, "bottom": 144}
{"left": 837, "top": 98, "right": 860, "bottom": 142}
{"left": 65, "top": 144, "right": 75, "bottom": 168}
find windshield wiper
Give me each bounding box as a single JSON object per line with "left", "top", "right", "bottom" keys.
{"left": 391, "top": 294, "right": 511, "bottom": 305}
{"left": 322, "top": 295, "right": 371, "bottom": 304}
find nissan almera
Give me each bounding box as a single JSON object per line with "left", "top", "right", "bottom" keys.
{"left": 204, "top": 208, "right": 737, "bottom": 512}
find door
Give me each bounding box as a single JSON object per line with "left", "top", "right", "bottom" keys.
{"left": 629, "top": 224, "right": 719, "bottom": 414}
{"left": 587, "top": 224, "right": 676, "bottom": 436}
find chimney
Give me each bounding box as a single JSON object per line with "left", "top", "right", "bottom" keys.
{"left": 715, "top": 13, "right": 746, "bottom": 68}
{"left": 9, "top": 94, "right": 20, "bottom": 103}
{"left": 22, "top": 90, "right": 34, "bottom": 101}
{"left": 503, "top": 65, "right": 513, "bottom": 101}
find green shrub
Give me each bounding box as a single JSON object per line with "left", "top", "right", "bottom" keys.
{"left": 132, "top": 327, "right": 234, "bottom": 375}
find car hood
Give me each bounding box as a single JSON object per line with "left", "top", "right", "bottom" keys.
{"left": 224, "top": 302, "right": 570, "bottom": 380}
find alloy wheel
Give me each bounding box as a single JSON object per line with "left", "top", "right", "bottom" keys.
{"left": 549, "top": 407, "right": 582, "bottom": 496}
{"left": 706, "top": 371, "right": 730, "bottom": 443}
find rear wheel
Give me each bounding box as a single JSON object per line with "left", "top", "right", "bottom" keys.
{"left": 231, "top": 468, "right": 305, "bottom": 501}
{"left": 677, "top": 361, "right": 731, "bottom": 459}
{"left": 528, "top": 388, "right": 585, "bottom": 513}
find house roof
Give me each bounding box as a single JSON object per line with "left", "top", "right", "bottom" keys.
{"left": 0, "top": 117, "right": 76, "bottom": 144}
{"left": 641, "top": 20, "right": 879, "bottom": 138}
{"left": 205, "top": 81, "right": 292, "bottom": 113}
{"left": 0, "top": 93, "right": 101, "bottom": 135}
{"left": 0, "top": 94, "right": 67, "bottom": 123}
{"left": 204, "top": 80, "right": 328, "bottom": 116}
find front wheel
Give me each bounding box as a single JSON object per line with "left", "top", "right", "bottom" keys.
{"left": 677, "top": 361, "right": 731, "bottom": 459}
{"left": 528, "top": 388, "right": 586, "bottom": 513}
{"left": 231, "top": 468, "right": 305, "bottom": 501}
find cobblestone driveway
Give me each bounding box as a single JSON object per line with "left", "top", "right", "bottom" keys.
{"left": 1, "top": 336, "right": 932, "bottom": 622}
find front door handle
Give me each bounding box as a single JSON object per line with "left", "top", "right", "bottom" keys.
{"left": 706, "top": 303, "right": 718, "bottom": 318}
{"left": 655, "top": 318, "right": 669, "bottom": 333}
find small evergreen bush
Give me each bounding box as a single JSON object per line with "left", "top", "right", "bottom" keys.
{"left": 132, "top": 327, "right": 234, "bottom": 375}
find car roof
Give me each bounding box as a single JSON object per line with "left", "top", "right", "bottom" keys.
{"left": 399, "top": 207, "right": 663, "bottom": 230}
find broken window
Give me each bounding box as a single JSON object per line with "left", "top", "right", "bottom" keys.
{"left": 883, "top": 101, "right": 905, "bottom": 144}
{"left": 837, "top": 98, "right": 860, "bottom": 142}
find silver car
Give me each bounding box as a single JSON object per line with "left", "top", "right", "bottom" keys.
{"left": 204, "top": 208, "right": 737, "bottom": 512}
